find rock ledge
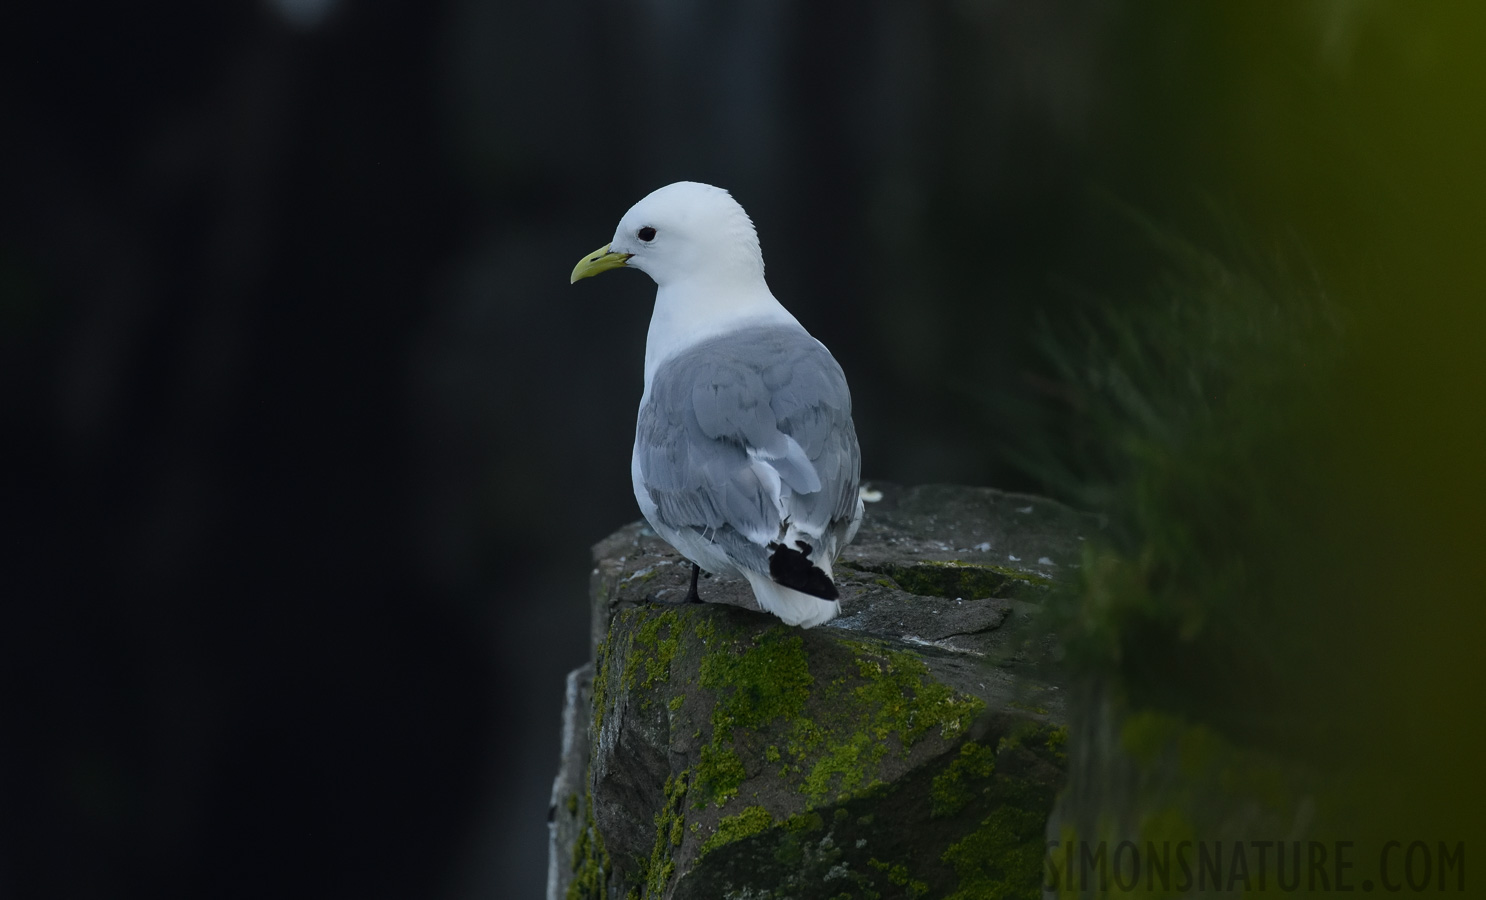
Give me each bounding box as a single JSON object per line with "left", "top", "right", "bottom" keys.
{"left": 548, "top": 484, "right": 1096, "bottom": 900}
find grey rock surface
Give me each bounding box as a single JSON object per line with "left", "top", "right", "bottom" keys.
{"left": 550, "top": 483, "right": 1098, "bottom": 900}
{"left": 548, "top": 664, "right": 594, "bottom": 900}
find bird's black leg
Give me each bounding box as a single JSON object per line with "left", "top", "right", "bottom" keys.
{"left": 683, "top": 563, "right": 704, "bottom": 604}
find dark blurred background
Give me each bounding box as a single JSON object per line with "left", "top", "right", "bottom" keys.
{"left": 3, "top": 1, "right": 1482, "bottom": 898}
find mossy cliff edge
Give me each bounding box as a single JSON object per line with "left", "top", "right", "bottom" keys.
{"left": 549, "top": 484, "right": 1092, "bottom": 900}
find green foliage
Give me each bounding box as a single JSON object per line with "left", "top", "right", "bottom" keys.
{"left": 1120, "top": 709, "right": 1299, "bottom": 814}
{"left": 1016, "top": 216, "right": 1344, "bottom": 744}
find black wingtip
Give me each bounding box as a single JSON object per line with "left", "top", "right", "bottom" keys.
{"left": 767, "top": 541, "right": 839, "bottom": 600}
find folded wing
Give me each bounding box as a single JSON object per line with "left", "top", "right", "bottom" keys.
{"left": 636, "top": 325, "right": 860, "bottom": 578}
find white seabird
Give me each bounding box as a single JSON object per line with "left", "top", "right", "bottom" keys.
{"left": 571, "top": 181, "right": 863, "bottom": 628}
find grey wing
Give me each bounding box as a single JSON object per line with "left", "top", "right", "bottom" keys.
{"left": 635, "top": 327, "right": 860, "bottom": 572}
{"left": 761, "top": 340, "right": 860, "bottom": 538}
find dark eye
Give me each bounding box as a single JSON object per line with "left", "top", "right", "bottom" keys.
{"left": 637, "top": 226, "right": 657, "bottom": 242}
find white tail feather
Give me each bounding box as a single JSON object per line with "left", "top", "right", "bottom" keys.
{"left": 742, "top": 571, "right": 840, "bottom": 628}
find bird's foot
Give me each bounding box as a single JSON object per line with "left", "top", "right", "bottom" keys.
{"left": 683, "top": 563, "right": 705, "bottom": 604}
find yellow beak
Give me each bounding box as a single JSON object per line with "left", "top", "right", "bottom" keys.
{"left": 570, "top": 244, "right": 632, "bottom": 284}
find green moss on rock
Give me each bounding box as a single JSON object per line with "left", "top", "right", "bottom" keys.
{"left": 941, "top": 805, "right": 1048, "bottom": 900}
{"left": 786, "top": 642, "right": 985, "bottom": 805}
{"left": 685, "top": 624, "right": 988, "bottom": 810}
{"left": 931, "top": 741, "right": 997, "bottom": 818}
{"left": 701, "top": 627, "right": 814, "bottom": 733}
{"left": 782, "top": 810, "right": 823, "bottom": 833}
{"left": 568, "top": 790, "right": 611, "bottom": 900}
{"left": 869, "top": 857, "right": 930, "bottom": 898}
{"left": 639, "top": 772, "right": 690, "bottom": 897}
{"left": 696, "top": 744, "right": 747, "bottom": 807}
{"left": 695, "top": 623, "right": 813, "bottom": 804}
{"left": 1045, "top": 725, "right": 1068, "bottom": 763}
{"left": 588, "top": 597, "right": 1062, "bottom": 898}
{"left": 634, "top": 610, "right": 684, "bottom": 690}
{"left": 798, "top": 731, "right": 876, "bottom": 803}
{"left": 699, "top": 804, "right": 773, "bottom": 856}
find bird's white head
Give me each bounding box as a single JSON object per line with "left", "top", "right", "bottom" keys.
{"left": 571, "top": 181, "right": 803, "bottom": 390}
{"left": 570, "top": 182, "right": 765, "bottom": 291}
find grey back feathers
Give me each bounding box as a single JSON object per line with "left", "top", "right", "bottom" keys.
{"left": 636, "top": 324, "right": 860, "bottom": 576}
